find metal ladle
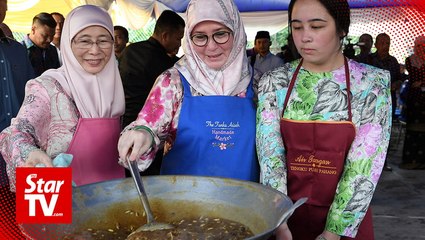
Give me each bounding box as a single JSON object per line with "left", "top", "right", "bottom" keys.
{"left": 127, "top": 158, "right": 174, "bottom": 237}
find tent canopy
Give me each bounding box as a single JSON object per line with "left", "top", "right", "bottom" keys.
{"left": 4, "top": 0, "right": 412, "bottom": 32}
{"left": 4, "top": 0, "right": 425, "bottom": 62}
{"left": 158, "top": 0, "right": 406, "bottom": 12}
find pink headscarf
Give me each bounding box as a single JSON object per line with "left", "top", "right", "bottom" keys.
{"left": 175, "top": 0, "right": 251, "bottom": 96}
{"left": 41, "top": 5, "right": 125, "bottom": 118}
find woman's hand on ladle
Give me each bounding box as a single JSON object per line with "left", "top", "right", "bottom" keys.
{"left": 118, "top": 128, "right": 153, "bottom": 162}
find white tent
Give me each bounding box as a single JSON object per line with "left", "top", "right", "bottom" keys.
{"left": 4, "top": 0, "right": 425, "bottom": 62}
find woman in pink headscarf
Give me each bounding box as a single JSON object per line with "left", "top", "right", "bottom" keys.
{"left": 118, "top": 0, "right": 259, "bottom": 182}
{"left": 0, "top": 5, "right": 126, "bottom": 189}
{"left": 401, "top": 35, "right": 425, "bottom": 169}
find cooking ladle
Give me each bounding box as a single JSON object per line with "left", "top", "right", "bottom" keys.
{"left": 127, "top": 158, "right": 174, "bottom": 237}
{"left": 275, "top": 197, "right": 308, "bottom": 228}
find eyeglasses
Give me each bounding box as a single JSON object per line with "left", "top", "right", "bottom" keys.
{"left": 190, "top": 31, "right": 232, "bottom": 47}
{"left": 73, "top": 39, "right": 113, "bottom": 49}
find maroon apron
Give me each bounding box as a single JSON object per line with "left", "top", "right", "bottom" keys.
{"left": 279, "top": 59, "right": 374, "bottom": 240}
{"left": 68, "top": 118, "right": 125, "bottom": 186}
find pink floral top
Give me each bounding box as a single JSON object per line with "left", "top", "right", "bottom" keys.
{"left": 0, "top": 76, "right": 79, "bottom": 191}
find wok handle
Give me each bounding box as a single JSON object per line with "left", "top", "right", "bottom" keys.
{"left": 127, "top": 158, "right": 155, "bottom": 224}
{"left": 276, "top": 197, "right": 308, "bottom": 228}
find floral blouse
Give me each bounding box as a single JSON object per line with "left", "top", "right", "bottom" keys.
{"left": 256, "top": 59, "right": 391, "bottom": 237}
{"left": 0, "top": 76, "right": 79, "bottom": 191}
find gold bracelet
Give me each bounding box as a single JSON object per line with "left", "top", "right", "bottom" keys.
{"left": 132, "top": 125, "right": 155, "bottom": 148}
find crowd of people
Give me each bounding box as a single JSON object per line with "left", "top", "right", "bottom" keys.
{"left": 0, "top": 0, "right": 424, "bottom": 239}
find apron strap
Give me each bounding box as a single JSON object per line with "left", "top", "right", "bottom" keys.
{"left": 283, "top": 59, "right": 303, "bottom": 112}
{"left": 246, "top": 72, "right": 255, "bottom": 98}
{"left": 178, "top": 71, "right": 192, "bottom": 97}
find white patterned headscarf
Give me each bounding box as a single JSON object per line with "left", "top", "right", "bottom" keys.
{"left": 42, "top": 5, "right": 125, "bottom": 118}
{"left": 175, "top": 0, "right": 251, "bottom": 96}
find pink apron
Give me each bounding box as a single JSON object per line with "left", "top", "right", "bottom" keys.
{"left": 68, "top": 118, "right": 124, "bottom": 186}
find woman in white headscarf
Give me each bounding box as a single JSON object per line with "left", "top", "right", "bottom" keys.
{"left": 118, "top": 0, "right": 259, "bottom": 182}
{"left": 401, "top": 35, "right": 425, "bottom": 169}
{"left": 0, "top": 5, "right": 126, "bottom": 189}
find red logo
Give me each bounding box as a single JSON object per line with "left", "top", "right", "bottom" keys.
{"left": 16, "top": 168, "right": 72, "bottom": 224}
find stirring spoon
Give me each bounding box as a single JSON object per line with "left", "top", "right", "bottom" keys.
{"left": 126, "top": 158, "right": 174, "bottom": 237}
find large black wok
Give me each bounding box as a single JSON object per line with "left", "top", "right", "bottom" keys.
{"left": 21, "top": 175, "right": 294, "bottom": 239}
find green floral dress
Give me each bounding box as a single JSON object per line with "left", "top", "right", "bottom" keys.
{"left": 256, "top": 59, "right": 392, "bottom": 237}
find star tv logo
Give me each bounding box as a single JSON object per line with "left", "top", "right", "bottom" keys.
{"left": 16, "top": 167, "right": 72, "bottom": 224}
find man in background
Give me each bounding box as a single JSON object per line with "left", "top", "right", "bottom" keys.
{"left": 0, "top": 22, "right": 13, "bottom": 39}
{"left": 370, "top": 33, "right": 401, "bottom": 171}
{"left": 119, "top": 10, "right": 185, "bottom": 176}
{"left": 0, "top": 0, "right": 35, "bottom": 181}
{"left": 0, "top": 0, "right": 35, "bottom": 237}
{"left": 114, "top": 25, "right": 129, "bottom": 59}
{"left": 249, "top": 30, "right": 284, "bottom": 77}
{"left": 21, "top": 12, "right": 60, "bottom": 76}
{"left": 370, "top": 33, "right": 401, "bottom": 120}
{"left": 51, "top": 12, "right": 64, "bottom": 65}
{"left": 355, "top": 33, "right": 373, "bottom": 64}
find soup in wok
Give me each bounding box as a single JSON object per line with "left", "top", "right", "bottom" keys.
{"left": 20, "top": 176, "right": 294, "bottom": 240}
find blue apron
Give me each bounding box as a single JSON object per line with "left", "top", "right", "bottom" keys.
{"left": 161, "top": 73, "right": 259, "bottom": 182}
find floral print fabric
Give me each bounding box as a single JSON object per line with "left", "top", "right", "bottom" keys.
{"left": 256, "top": 59, "right": 391, "bottom": 237}
{"left": 0, "top": 76, "right": 79, "bottom": 191}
